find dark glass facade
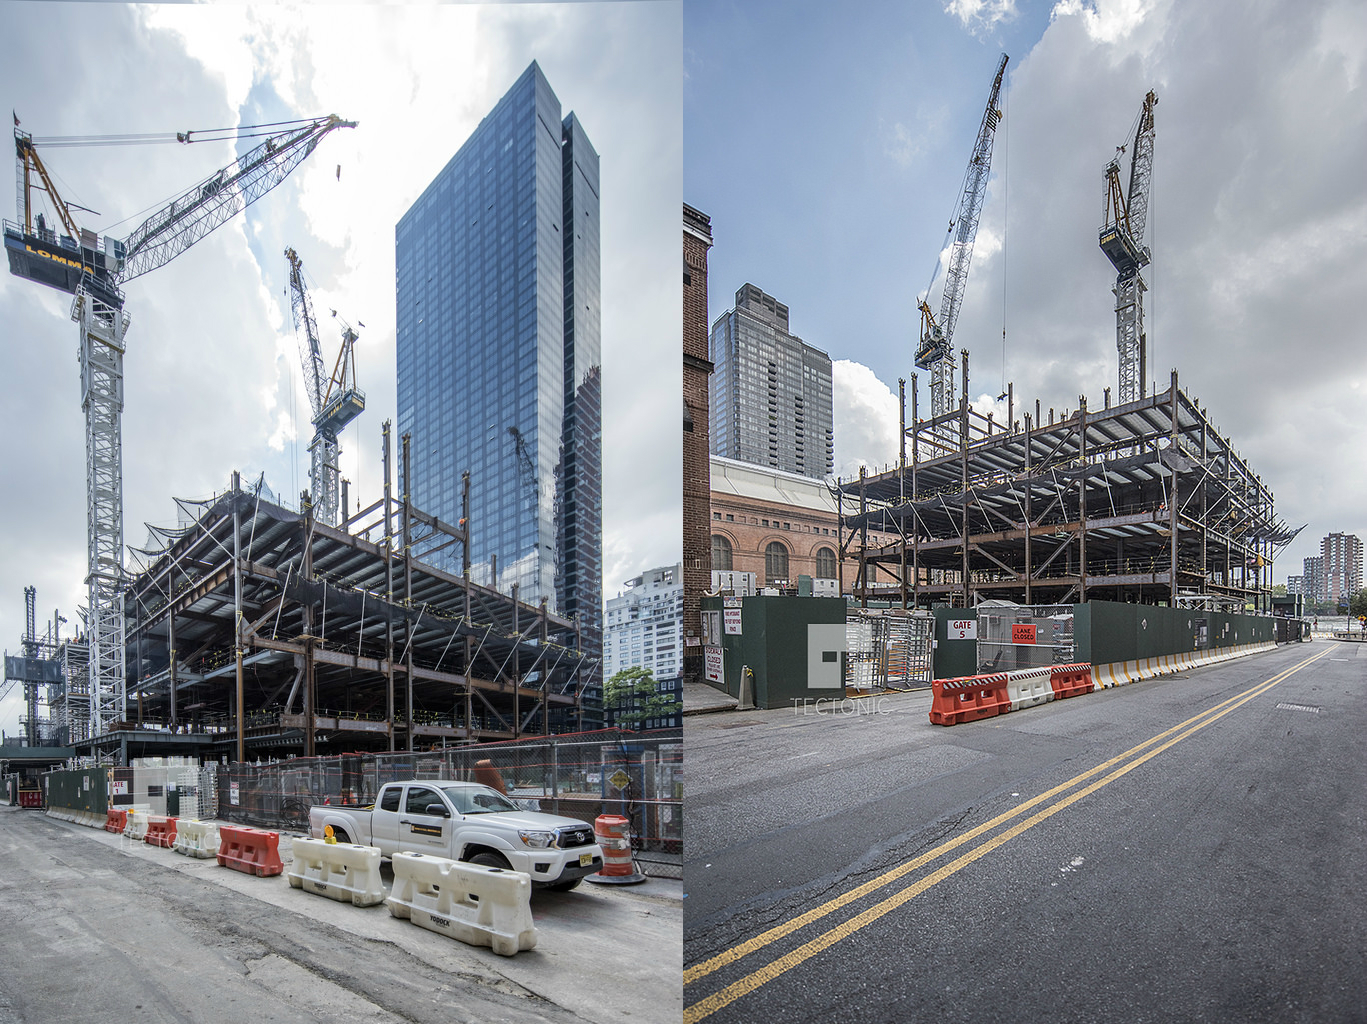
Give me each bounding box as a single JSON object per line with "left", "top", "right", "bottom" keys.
{"left": 396, "top": 62, "right": 602, "bottom": 701}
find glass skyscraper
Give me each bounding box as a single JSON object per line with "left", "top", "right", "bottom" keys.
{"left": 396, "top": 61, "right": 602, "bottom": 658}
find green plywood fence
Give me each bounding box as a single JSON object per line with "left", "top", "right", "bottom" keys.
{"left": 699, "top": 595, "right": 847, "bottom": 709}
{"left": 42, "top": 768, "right": 109, "bottom": 818}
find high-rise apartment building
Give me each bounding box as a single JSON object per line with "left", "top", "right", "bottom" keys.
{"left": 395, "top": 62, "right": 602, "bottom": 660}
{"left": 1320, "top": 532, "right": 1363, "bottom": 607}
{"left": 603, "top": 564, "right": 683, "bottom": 730}
{"left": 1302, "top": 556, "right": 1325, "bottom": 603}
{"left": 709, "top": 284, "right": 834, "bottom": 479}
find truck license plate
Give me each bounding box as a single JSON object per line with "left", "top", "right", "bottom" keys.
{"left": 579, "top": 852, "right": 593, "bottom": 867}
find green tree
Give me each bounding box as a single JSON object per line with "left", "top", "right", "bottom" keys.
{"left": 603, "top": 667, "right": 679, "bottom": 730}
{"left": 1350, "top": 588, "right": 1367, "bottom": 621}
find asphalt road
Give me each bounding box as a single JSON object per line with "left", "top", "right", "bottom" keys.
{"left": 0, "top": 809, "right": 681, "bottom": 1024}
{"left": 683, "top": 641, "right": 1367, "bottom": 1024}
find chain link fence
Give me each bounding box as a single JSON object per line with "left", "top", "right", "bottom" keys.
{"left": 213, "top": 728, "right": 683, "bottom": 877}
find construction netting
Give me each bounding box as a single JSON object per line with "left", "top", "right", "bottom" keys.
{"left": 214, "top": 728, "right": 683, "bottom": 877}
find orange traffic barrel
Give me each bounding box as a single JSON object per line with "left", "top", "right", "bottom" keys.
{"left": 586, "top": 814, "right": 646, "bottom": 885}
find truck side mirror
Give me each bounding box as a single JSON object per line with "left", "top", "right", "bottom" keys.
{"left": 426, "top": 803, "right": 450, "bottom": 818}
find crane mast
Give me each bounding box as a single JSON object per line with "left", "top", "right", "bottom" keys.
{"left": 286, "top": 247, "right": 364, "bottom": 527}
{"left": 915, "top": 53, "right": 1008, "bottom": 419}
{"left": 5, "top": 115, "right": 354, "bottom": 741}
{"left": 1099, "top": 90, "right": 1157, "bottom": 404}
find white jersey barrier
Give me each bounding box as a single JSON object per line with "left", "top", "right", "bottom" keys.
{"left": 1003, "top": 666, "right": 1054, "bottom": 711}
{"left": 1094, "top": 641, "right": 1278, "bottom": 689}
{"left": 123, "top": 808, "right": 151, "bottom": 841}
{"left": 387, "top": 851, "right": 537, "bottom": 956}
{"left": 287, "top": 837, "right": 386, "bottom": 907}
{"left": 47, "top": 806, "right": 104, "bottom": 828}
{"left": 173, "top": 819, "right": 221, "bottom": 859}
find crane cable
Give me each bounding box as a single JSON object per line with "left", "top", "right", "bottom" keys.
{"left": 31, "top": 117, "right": 326, "bottom": 147}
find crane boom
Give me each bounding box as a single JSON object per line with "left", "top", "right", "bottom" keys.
{"left": 1099, "top": 90, "right": 1157, "bottom": 403}
{"left": 286, "top": 246, "right": 327, "bottom": 417}
{"left": 915, "top": 53, "right": 1008, "bottom": 419}
{"left": 120, "top": 115, "right": 355, "bottom": 283}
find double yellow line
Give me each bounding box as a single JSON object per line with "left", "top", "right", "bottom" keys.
{"left": 683, "top": 646, "right": 1334, "bottom": 1023}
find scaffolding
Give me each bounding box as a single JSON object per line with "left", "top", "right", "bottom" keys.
{"left": 838, "top": 369, "right": 1299, "bottom": 611}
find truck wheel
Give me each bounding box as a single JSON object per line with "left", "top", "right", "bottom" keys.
{"left": 332, "top": 828, "right": 352, "bottom": 844}
{"left": 469, "top": 851, "right": 512, "bottom": 871}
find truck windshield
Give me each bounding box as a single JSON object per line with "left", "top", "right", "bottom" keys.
{"left": 440, "top": 785, "right": 518, "bottom": 814}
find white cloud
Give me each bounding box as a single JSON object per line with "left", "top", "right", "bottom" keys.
{"left": 833, "top": 360, "right": 901, "bottom": 480}
{"left": 946, "top": 0, "right": 1019, "bottom": 33}
{"left": 1050, "top": 0, "right": 1163, "bottom": 44}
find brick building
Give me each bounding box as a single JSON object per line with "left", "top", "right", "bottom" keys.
{"left": 682, "top": 204, "right": 714, "bottom": 683}
{"left": 709, "top": 455, "right": 895, "bottom": 593}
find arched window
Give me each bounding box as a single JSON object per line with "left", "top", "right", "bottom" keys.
{"left": 814, "top": 546, "right": 837, "bottom": 579}
{"left": 765, "top": 541, "right": 789, "bottom": 584}
{"left": 711, "top": 534, "right": 733, "bottom": 570}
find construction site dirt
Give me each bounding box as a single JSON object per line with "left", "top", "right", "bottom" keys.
{"left": 0, "top": 806, "right": 681, "bottom": 1024}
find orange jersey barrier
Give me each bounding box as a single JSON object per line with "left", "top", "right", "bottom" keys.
{"left": 217, "top": 825, "right": 284, "bottom": 877}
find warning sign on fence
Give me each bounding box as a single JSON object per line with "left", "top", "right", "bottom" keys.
{"left": 704, "top": 646, "right": 724, "bottom": 683}
{"left": 1012, "top": 624, "right": 1038, "bottom": 644}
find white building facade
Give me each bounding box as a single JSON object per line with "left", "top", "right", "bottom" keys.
{"left": 603, "top": 563, "right": 683, "bottom": 730}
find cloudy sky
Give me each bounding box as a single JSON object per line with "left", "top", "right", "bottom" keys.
{"left": 686, "top": 0, "right": 1365, "bottom": 588}
{"left": 0, "top": 1, "right": 681, "bottom": 737}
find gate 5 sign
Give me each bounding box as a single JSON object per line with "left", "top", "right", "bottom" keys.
{"left": 947, "top": 619, "right": 977, "bottom": 640}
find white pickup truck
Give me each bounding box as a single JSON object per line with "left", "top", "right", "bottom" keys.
{"left": 308, "top": 780, "right": 603, "bottom": 891}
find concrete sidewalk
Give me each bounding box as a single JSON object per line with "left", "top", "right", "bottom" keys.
{"left": 682, "top": 679, "right": 738, "bottom": 715}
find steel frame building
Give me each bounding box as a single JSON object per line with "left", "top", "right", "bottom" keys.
{"left": 838, "top": 367, "right": 1295, "bottom": 611}
{"left": 73, "top": 431, "right": 596, "bottom": 764}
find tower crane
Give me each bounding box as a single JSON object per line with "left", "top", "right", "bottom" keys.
{"left": 915, "top": 53, "right": 1008, "bottom": 419}
{"left": 22, "top": 586, "right": 39, "bottom": 746}
{"left": 507, "top": 426, "right": 538, "bottom": 511}
{"left": 285, "top": 247, "right": 364, "bottom": 527}
{"left": 4, "top": 114, "right": 355, "bottom": 740}
{"left": 1099, "top": 90, "right": 1157, "bottom": 404}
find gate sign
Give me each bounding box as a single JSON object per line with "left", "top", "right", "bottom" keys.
{"left": 948, "top": 619, "right": 977, "bottom": 640}
{"left": 1012, "top": 623, "right": 1038, "bottom": 644}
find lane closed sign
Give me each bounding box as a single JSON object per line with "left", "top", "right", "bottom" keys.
{"left": 1012, "top": 623, "right": 1038, "bottom": 644}
{"left": 948, "top": 619, "right": 977, "bottom": 640}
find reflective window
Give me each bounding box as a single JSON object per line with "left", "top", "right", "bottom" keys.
{"left": 405, "top": 786, "right": 441, "bottom": 815}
